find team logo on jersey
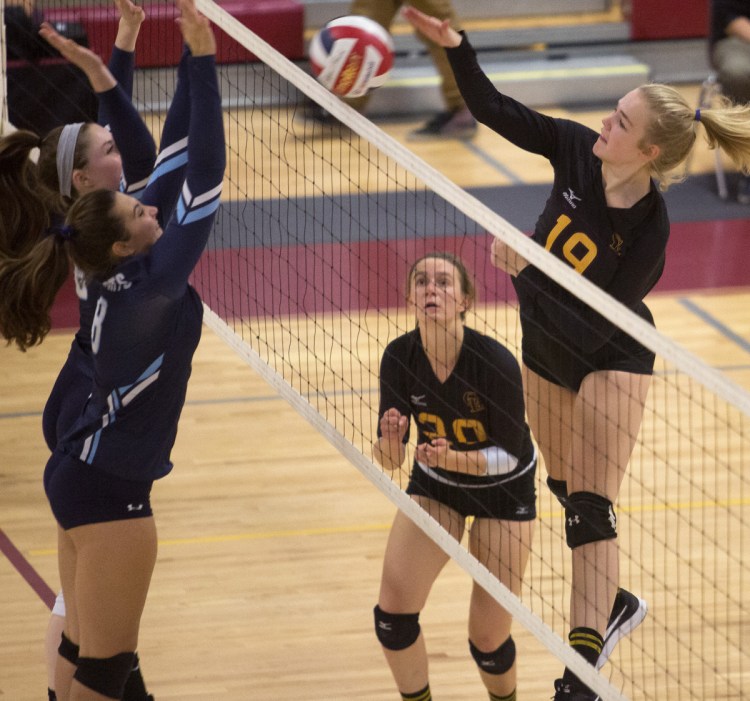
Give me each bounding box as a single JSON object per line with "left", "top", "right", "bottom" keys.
{"left": 463, "top": 391, "right": 485, "bottom": 413}
{"left": 609, "top": 233, "right": 624, "bottom": 255}
{"left": 410, "top": 394, "right": 427, "bottom": 407}
{"left": 563, "top": 187, "right": 582, "bottom": 208}
{"left": 102, "top": 272, "right": 133, "bottom": 292}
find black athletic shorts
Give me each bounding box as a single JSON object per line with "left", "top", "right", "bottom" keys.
{"left": 405, "top": 456, "right": 537, "bottom": 521}
{"left": 520, "top": 301, "right": 656, "bottom": 392}
{"left": 44, "top": 452, "right": 153, "bottom": 530}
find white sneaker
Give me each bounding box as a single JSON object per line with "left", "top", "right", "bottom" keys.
{"left": 597, "top": 587, "right": 648, "bottom": 669}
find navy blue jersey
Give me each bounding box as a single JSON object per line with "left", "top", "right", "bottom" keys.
{"left": 57, "top": 55, "right": 224, "bottom": 480}
{"left": 447, "top": 35, "right": 670, "bottom": 357}
{"left": 45, "top": 51, "right": 192, "bottom": 450}
{"left": 377, "top": 327, "right": 535, "bottom": 488}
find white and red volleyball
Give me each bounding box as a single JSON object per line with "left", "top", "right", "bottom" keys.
{"left": 309, "top": 16, "right": 394, "bottom": 98}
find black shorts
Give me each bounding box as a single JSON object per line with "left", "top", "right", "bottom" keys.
{"left": 44, "top": 452, "right": 153, "bottom": 530}
{"left": 405, "top": 457, "right": 537, "bottom": 521}
{"left": 521, "top": 302, "right": 656, "bottom": 392}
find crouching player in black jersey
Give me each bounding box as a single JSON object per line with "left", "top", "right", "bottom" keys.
{"left": 373, "top": 253, "right": 537, "bottom": 701}
{"left": 403, "top": 6, "right": 750, "bottom": 700}
{"left": 0, "top": 0, "right": 224, "bottom": 697}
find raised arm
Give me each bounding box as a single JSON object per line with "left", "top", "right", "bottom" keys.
{"left": 146, "top": 0, "right": 225, "bottom": 296}
{"left": 107, "top": 0, "right": 146, "bottom": 97}
{"left": 38, "top": 23, "right": 116, "bottom": 93}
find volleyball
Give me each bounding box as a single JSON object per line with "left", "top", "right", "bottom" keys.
{"left": 309, "top": 16, "right": 395, "bottom": 98}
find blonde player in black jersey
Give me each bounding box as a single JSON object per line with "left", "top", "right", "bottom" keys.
{"left": 373, "top": 252, "right": 537, "bottom": 701}
{"left": 404, "top": 6, "right": 750, "bottom": 700}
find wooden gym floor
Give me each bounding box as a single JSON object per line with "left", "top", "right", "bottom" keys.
{"left": 2, "top": 85, "right": 750, "bottom": 700}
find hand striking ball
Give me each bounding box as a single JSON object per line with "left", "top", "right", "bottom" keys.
{"left": 309, "top": 15, "right": 394, "bottom": 98}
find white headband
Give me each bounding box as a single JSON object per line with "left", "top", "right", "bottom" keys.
{"left": 56, "top": 123, "right": 85, "bottom": 198}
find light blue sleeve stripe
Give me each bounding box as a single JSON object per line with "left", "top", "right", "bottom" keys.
{"left": 148, "top": 152, "right": 189, "bottom": 185}
{"left": 180, "top": 198, "right": 221, "bottom": 225}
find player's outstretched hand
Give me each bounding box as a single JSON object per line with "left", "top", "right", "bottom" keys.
{"left": 176, "top": 0, "right": 216, "bottom": 57}
{"left": 401, "top": 5, "right": 462, "bottom": 48}
{"left": 39, "top": 23, "right": 116, "bottom": 93}
{"left": 114, "top": 0, "right": 146, "bottom": 52}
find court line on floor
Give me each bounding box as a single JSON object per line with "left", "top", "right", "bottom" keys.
{"left": 7, "top": 491, "right": 749, "bottom": 608}
{"left": 461, "top": 140, "right": 524, "bottom": 184}
{"left": 25, "top": 496, "right": 749, "bottom": 558}
{"left": 0, "top": 528, "right": 55, "bottom": 610}
{"left": 679, "top": 297, "right": 750, "bottom": 355}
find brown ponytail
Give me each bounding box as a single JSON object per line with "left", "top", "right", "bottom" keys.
{"left": 0, "top": 235, "right": 71, "bottom": 351}
{"left": 0, "top": 130, "right": 51, "bottom": 258}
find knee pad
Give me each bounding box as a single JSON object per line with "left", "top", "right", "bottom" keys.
{"left": 469, "top": 635, "right": 516, "bottom": 675}
{"left": 74, "top": 652, "right": 135, "bottom": 699}
{"left": 546, "top": 476, "right": 569, "bottom": 508}
{"left": 565, "top": 491, "right": 617, "bottom": 549}
{"left": 373, "top": 605, "right": 421, "bottom": 651}
{"left": 58, "top": 632, "right": 79, "bottom": 665}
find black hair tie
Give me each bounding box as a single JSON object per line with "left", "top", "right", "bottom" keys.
{"left": 46, "top": 224, "right": 75, "bottom": 241}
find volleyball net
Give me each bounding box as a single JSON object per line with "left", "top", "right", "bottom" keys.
{"left": 3, "top": 0, "right": 750, "bottom": 698}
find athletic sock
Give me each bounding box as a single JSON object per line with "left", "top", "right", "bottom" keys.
{"left": 562, "top": 626, "right": 604, "bottom": 687}
{"left": 489, "top": 690, "right": 516, "bottom": 701}
{"left": 401, "top": 684, "right": 432, "bottom": 701}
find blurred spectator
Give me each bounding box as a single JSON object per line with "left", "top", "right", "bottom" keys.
{"left": 4, "top": 0, "right": 53, "bottom": 60}
{"left": 710, "top": 0, "right": 750, "bottom": 202}
{"left": 3, "top": 0, "right": 97, "bottom": 135}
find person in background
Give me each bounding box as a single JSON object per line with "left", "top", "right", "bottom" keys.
{"left": 404, "top": 5, "right": 750, "bottom": 699}
{"left": 3, "top": 0, "right": 51, "bottom": 61}
{"left": 709, "top": 0, "right": 750, "bottom": 202}
{"left": 372, "top": 252, "right": 536, "bottom": 701}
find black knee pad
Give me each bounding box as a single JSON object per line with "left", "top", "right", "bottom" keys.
{"left": 565, "top": 491, "right": 617, "bottom": 549}
{"left": 74, "top": 652, "right": 135, "bottom": 699}
{"left": 58, "top": 632, "right": 79, "bottom": 665}
{"left": 546, "top": 476, "right": 569, "bottom": 508}
{"left": 469, "top": 635, "right": 516, "bottom": 675}
{"left": 373, "top": 605, "right": 421, "bottom": 651}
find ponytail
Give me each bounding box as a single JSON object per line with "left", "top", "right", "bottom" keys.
{"left": 0, "top": 187, "right": 126, "bottom": 351}
{"left": 696, "top": 94, "right": 750, "bottom": 173}
{"left": 0, "top": 130, "right": 51, "bottom": 258}
{"left": 0, "top": 235, "right": 71, "bottom": 351}
{"left": 639, "top": 83, "right": 750, "bottom": 190}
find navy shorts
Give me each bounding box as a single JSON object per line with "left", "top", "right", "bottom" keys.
{"left": 406, "top": 458, "right": 537, "bottom": 521}
{"left": 521, "top": 302, "right": 656, "bottom": 392}
{"left": 44, "top": 452, "right": 153, "bottom": 530}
